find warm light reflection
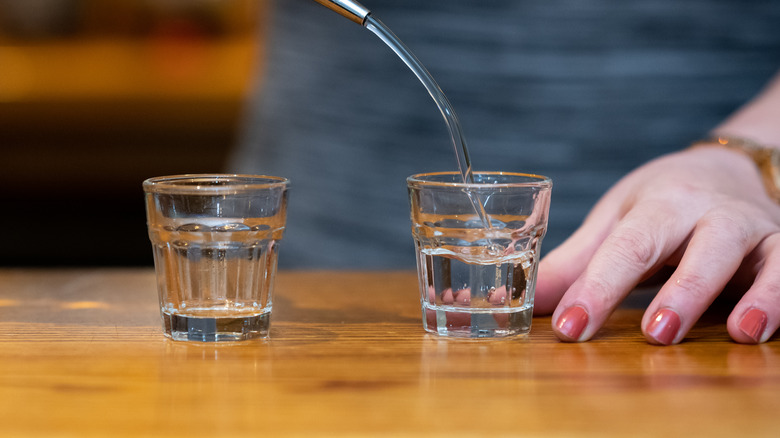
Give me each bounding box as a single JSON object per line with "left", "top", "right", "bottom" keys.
{"left": 0, "top": 39, "right": 256, "bottom": 102}
{"left": 727, "top": 343, "right": 780, "bottom": 374}
{"left": 0, "top": 47, "right": 34, "bottom": 102}
{"left": 0, "top": 299, "right": 21, "bottom": 307}
{"left": 61, "top": 301, "right": 110, "bottom": 310}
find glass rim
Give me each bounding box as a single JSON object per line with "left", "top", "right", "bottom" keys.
{"left": 407, "top": 171, "right": 551, "bottom": 189}
{"left": 143, "top": 174, "right": 289, "bottom": 194}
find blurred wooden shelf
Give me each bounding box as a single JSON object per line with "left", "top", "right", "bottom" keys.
{"left": 0, "top": 35, "right": 264, "bottom": 266}
{"left": 0, "top": 36, "right": 259, "bottom": 103}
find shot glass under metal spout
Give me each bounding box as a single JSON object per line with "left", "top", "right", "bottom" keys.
{"left": 312, "top": 0, "right": 370, "bottom": 25}
{"left": 408, "top": 172, "right": 552, "bottom": 338}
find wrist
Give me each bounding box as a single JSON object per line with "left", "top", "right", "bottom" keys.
{"left": 690, "top": 135, "right": 780, "bottom": 203}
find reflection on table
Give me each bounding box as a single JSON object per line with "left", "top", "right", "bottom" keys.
{"left": 0, "top": 269, "right": 778, "bottom": 436}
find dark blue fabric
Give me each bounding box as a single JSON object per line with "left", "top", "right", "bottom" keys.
{"left": 229, "top": 0, "right": 780, "bottom": 268}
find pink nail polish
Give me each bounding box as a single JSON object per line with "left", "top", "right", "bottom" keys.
{"left": 738, "top": 308, "right": 767, "bottom": 343}
{"left": 646, "top": 308, "right": 681, "bottom": 345}
{"left": 556, "top": 306, "right": 588, "bottom": 341}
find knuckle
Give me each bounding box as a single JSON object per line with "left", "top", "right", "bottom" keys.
{"left": 671, "top": 270, "right": 713, "bottom": 301}
{"left": 760, "top": 281, "right": 780, "bottom": 298}
{"left": 697, "top": 209, "right": 754, "bottom": 252}
{"left": 579, "top": 275, "right": 612, "bottom": 297}
{"left": 577, "top": 275, "right": 621, "bottom": 309}
{"left": 605, "top": 226, "right": 659, "bottom": 269}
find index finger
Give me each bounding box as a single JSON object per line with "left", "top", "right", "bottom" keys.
{"left": 552, "top": 199, "right": 698, "bottom": 341}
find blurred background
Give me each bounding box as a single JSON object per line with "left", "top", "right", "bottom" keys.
{"left": 0, "top": 0, "right": 267, "bottom": 266}
{"left": 4, "top": 1, "right": 779, "bottom": 269}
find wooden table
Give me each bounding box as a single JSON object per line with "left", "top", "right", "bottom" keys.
{"left": 1, "top": 269, "right": 779, "bottom": 437}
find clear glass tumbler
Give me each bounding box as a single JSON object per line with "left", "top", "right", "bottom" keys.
{"left": 407, "top": 171, "right": 552, "bottom": 338}
{"left": 143, "top": 174, "right": 289, "bottom": 341}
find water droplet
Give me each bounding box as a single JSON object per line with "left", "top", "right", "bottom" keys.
{"left": 213, "top": 223, "right": 251, "bottom": 232}
{"left": 178, "top": 223, "right": 204, "bottom": 232}
{"left": 487, "top": 243, "right": 503, "bottom": 256}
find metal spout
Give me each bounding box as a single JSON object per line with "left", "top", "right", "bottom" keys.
{"left": 313, "top": 0, "right": 371, "bottom": 25}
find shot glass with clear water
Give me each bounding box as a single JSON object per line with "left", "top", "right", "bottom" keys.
{"left": 407, "top": 171, "right": 552, "bottom": 338}
{"left": 143, "top": 174, "right": 289, "bottom": 342}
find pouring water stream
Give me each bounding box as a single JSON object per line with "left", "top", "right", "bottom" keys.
{"left": 312, "top": 0, "right": 492, "bottom": 229}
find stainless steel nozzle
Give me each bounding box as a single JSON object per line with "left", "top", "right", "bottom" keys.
{"left": 313, "top": 0, "right": 371, "bottom": 25}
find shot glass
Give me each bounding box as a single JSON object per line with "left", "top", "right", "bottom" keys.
{"left": 407, "top": 171, "right": 552, "bottom": 338}
{"left": 143, "top": 174, "right": 289, "bottom": 342}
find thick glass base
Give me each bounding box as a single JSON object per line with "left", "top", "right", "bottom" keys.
{"left": 162, "top": 311, "right": 270, "bottom": 342}
{"left": 422, "top": 304, "right": 532, "bottom": 338}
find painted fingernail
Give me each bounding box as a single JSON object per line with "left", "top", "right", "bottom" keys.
{"left": 646, "top": 308, "right": 681, "bottom": 345}
{"left": 556, "top": 305, "right": 588, "bottom": 342}
{"left": 738, "top": 308, "right": 767, "bottom": 344}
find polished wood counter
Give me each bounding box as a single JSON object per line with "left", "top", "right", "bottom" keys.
{"left": 1, "top": 269, "right": 779, "bottom": 437}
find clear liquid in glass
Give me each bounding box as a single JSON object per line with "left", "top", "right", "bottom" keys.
{"left": 151, "top": 222, "right": 279, "bottom": 341}
{"left": 416, "top": 235, "right": 539, "bottom": 338}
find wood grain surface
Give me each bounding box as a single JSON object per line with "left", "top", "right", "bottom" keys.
{"left": 1, "top": 269, "right": 779, "bottom": 437}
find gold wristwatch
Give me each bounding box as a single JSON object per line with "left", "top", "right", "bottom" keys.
{"left": 691, "top": 135, "right": 780, "bottom": 203}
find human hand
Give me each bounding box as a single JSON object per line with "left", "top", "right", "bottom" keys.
{"left": 534, "top": 145, "right": 780, "bottom": 345}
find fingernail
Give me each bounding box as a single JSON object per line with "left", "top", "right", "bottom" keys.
{"left": 646, "top": 308, "right": 681, "bottom": 345}
{"left": 738, "top": 308, "right": 767, "bottom": 343}
{"left": 556, "top": 305, "right": 589, "bottom": 341}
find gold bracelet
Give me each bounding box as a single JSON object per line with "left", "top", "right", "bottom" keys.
{"left": 690, "top": 135, "right": 780, "bottom": 203}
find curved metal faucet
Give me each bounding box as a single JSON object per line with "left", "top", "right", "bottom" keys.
{"left": 312, "top": 0, "right": 371, "bottom": 25}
